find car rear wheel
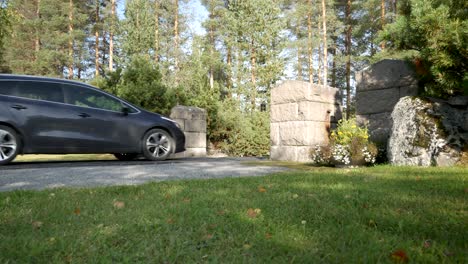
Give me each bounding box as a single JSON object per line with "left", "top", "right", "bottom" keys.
{"left": 142, "top": 129, "right": 174, "bottom": 161}
{"left": 0, "top": 126, "right": 20, "bottom": 165}
{"left": 114, "top": 153, "right": 138, "bottom": 161}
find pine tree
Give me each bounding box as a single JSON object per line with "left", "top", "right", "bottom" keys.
{"left": 378, "top": 0, "right": 468, "bottom": 96}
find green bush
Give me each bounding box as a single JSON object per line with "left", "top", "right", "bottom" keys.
{"left": 210, "top": 99, "right": 270, "bottom": 157}
{"left": 91, "top": 56, "right": 184, "bottom": 116}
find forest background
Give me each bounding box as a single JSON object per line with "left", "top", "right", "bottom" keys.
{"left": 0, "top": 0, "right": 466, "bottom": 156}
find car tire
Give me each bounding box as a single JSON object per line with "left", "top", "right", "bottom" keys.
{"left": 0, "top": 125, "right": 20, "bottom": 166}
{"left": 142, "top": 129, "right": 174, "bottom": 161}
{"left": 114, "top": 153, "right": 138, "bottom": 161}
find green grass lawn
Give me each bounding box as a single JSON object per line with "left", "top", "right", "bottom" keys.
{"left": 0, "top": 165, "right": 466, "bottom": 263}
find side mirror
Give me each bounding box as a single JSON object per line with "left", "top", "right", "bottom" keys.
{"left": 122, "top": 107, "right": 130, "bottom": 116}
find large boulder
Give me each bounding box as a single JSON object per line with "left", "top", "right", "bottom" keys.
{"left": 388, "top": 96, "right": 467, "bottom": 166}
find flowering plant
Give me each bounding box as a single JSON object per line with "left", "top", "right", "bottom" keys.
{"left": 310, "top": 118, "right": 378, "bottom": 166}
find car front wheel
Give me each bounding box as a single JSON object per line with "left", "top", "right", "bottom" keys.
{"left": 0, "top": 126, "right": 20, "bottom": 165}
{"left": 142, "top": 129, "right": 174, "bottom": 161}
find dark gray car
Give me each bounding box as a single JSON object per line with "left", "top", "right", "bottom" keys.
{"left": 0, "top": 74, "right": 185, "bottom": 165}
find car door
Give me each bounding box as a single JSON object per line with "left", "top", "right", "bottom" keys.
{"left": 62, "top": 84, "right": 139, "bottom": 153}
{"left": 2, "top": 80, "right": 85, "bottom": 153}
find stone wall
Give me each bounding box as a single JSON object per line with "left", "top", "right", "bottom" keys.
{"left": 270, "top": 81, "right": 342, "bottom": 162}
{"left": 170, "top": 106, "right": 207, "bottom": 158}
{"left": 355, "top": 59, "right": 419, "bottom": 145}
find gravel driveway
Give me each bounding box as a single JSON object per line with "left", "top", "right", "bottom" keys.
{"left": 0, "top": 158, "right": 287, "bottom": 192}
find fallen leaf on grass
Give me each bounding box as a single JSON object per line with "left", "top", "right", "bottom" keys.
{"left": 416, "top": 176, "right": 421, "bottom": 181}
{"left": 391, "top": 249, "right": 409, "bottom": 263}
{"left": 74, "top": 208, "right": 81, "bottom": 216}
{"left": 32, "top": 221, "right": 43, "bottom": 229}
{"left": 265, "top": 233, "right": 272, "bottom": 239}
{"left": 165, "top": 194, "right": 171, "bottom": 200}
{"left": 113, "top": 201, "right": 125, "bottom": 209}
{"left": 258, "top": 186, "right": 267, "bottom": 193}
{"left": 183, "top": 198, "right": 191, "bottom": 203}
{"left": 48, "top": 237, "right": 56, "bottom": 244}
{"left": 368, "top": 219, "right": 377, "bottom": 228}
{"left": 423, "top": 240, "right": 432, "bottom": 249}
{"left": 166, "top": 218, "right": 175, "bottom": 224}
{"left": 217, "top": 210, "right": 226, "bottom": 216}
{"left": 247, "top": 208, "right": 261, "bottom": 218}
{"left": 203, "top": 234, "right": 213, "bottom": 240}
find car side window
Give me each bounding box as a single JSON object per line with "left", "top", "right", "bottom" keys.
{"left": 64, "top": 85, "right": 123, "bottom": 112}
{"left": 0, "top": 81, "right": 19, "bottom": 96}
{"left": 15, "top": 81, "right": 64, "bottom": 103}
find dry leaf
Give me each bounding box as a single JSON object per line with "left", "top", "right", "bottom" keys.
{"left": 416, "top": 176, "right": 421, "bottom": 181}
{"left": 113, "top": 201, "right": 125, "bottom": 209}
{"left": 258, "top": 186, "right": 267, "bottom": 193}
{"left": 265, "top": 233, "right": 272, "bottom": 239}
{"left": 165, "top": 194, "right": 171, "bottom": 200}
{"left": 203, "top": 234, "right": 213, "bottom": 240}
{"left": 32, "top": 221, "right": 43, "bottom": 229}
{"left": 423, "top": 240, "right": 432, "bottom": 249}
{"left": 183, "top": 198, "right": 191, "bottom": 203}
{"left": 74, "top": 208, "right": 81, "bottom": 216}
{"left": 391, "top": 249, "right": 409, "bottom": 263}
{"left": 166, "top": 218, "right": 175, "bottom": 224}
{"left": 247, "top": 208, "right": 261, "bottom": 218}
{"left": 243, "top": 244, "right": 252, "bottom": 249}
{"left": 217, "top": 210, "right": 226, "bottom": 216}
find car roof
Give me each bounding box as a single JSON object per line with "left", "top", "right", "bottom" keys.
{"left": 0, "top": 74, "right": 94, "bottom": 88}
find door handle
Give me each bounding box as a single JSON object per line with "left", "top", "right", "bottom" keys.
{"left": 78, "top": 113, "right": 91, "bottom": 118}
{"left": 11, "top": 105, "right": 27, "bottom": 110}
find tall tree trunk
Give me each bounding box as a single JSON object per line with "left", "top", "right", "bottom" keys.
{"left": 109, "top": 0, "right": 115, "bottom": 72}
{"left": 307, "top": 0, "right": 313, "bottom": 84}
{"left": 154, "top": 0, "right": 159, "bottom": 63}
{"left": 318, "top": 18, "right": 322, "bottom": 85}
{"left": 209, "top": 5, "right": 214, "bottom": 89}
{"left": 380, "top": 0, "right": 386, "bottom": 49}
{"left": 321, "top": 0, "right": 328, "bottom": 87}
{"left": 34, "top": 0, "right": 41, "bottom": 62}
{"left": 296, "top": 26, "right": 302, "bottom": 80}
{"left": 345, "top": 0, "right": 352, "bottom": 119}
{"left": 331, "top": 37, "right": 336, "bottom": 87}
{"left": 174, "top": 0, "right": 179, "bottom": 84}
{"left": 95, "top": 0, "right": 100, "bottom": 77}
{"left": 226, "top": 45, "right": 232, "bottom": 97}
{"left": 68, "top": 0, "right": 74, "bottom": 79}
{"left": 250, "top": 40, "right": 257, "bottom": 111}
